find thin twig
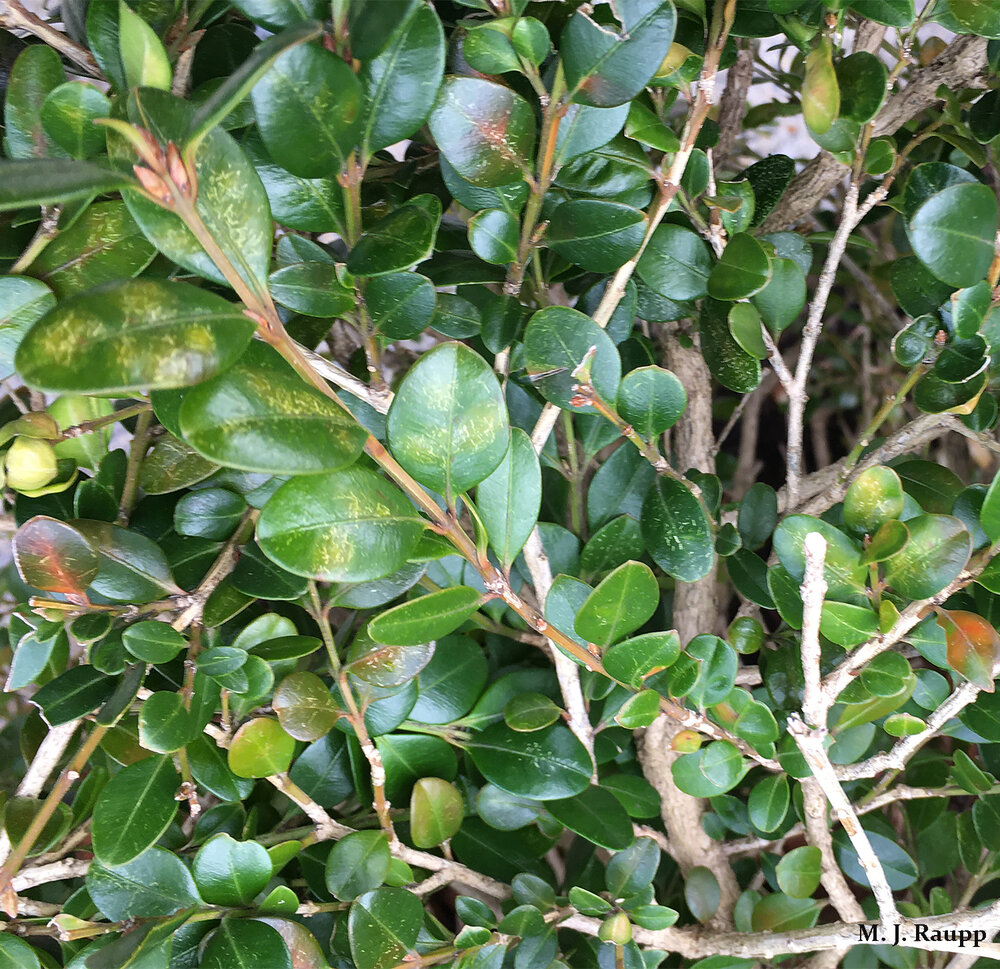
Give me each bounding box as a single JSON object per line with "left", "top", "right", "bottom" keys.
{"left": 522, "top": 530, "right": 595, "bottom": 764}
{"left": 0, "top": 0, "right": 102, "bottom": 78}
{"left": 788, "top": 714, "right": 900, "bottom": 930}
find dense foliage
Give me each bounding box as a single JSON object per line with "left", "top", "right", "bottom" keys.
{"left": 3, "top": 0, "right": 1000, "bottom": 966}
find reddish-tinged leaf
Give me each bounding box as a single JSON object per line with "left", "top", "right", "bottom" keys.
{"left": 13, "top": 515, "right": 98, "bottom": 595}
{"left": 937, "top": 609, "right": 1000, "bottom": 692}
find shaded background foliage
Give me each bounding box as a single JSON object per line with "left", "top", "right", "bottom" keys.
{"left": 1, "top": 1, "right": 1000, "bottom": 968}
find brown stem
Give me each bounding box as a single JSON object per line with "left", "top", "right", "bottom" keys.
{"left": 117, "top": 409, "right": 153, "bottom": 525}
{"left": 0, "top": 723, "right": 108, "bottom": 915}
{"left": 338, "top": 671, "right": 396, "bottom": 843}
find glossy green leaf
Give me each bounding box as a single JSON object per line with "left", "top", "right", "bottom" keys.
{"left": 387, "top": 342, "right": 509, "bottom": 501}
{"left": 545, "top": 785, "right": 634, "bottom": 850}
{"left": 122, "top": 621, "right": 186, "bottom": 664}
{"left": 193, "top": 833, "right": 272, "bottom": 906}
{"left": 575, "top": 560, "right": 659, "bottom": 648}
{"left": 409, "top": 634, "right": 488, "bottom": 725}
{"left": 428, "top": 76, "right": 535, "bottom": 187}
{"left": 727, "top": 303, "right": 767, "bottom": 359}
{"left": 368, "top": 587, "right": 482, "bottom": 646}
{"left": 752, "top": 257, "right": 806, "bottom": 333}
{"left": 700, "top": 298, "right": 762, "bottom": 394}
{"left": 837, "top": 51, "right": 887, "bottom": 124}
{"left": 616, "top": 366, "right": 686, "bottom": 439}
{"left": 820, "top": 601, "right": 879, "bottom": 647}
{"left": 604, "top": 631, "right": 680, "bottom": 688}
{"left": 642, "top": 477, "right": 714, "bottom": 582}
{"left": 476, "top": 428, "right": 541, "bottom": 569}
{"left": 465, "top": 722, "right": 592, "bottom": 801}
{"left": 505, "top": 693, "right": 562, "bottom": 732}
{"left": 843, "top": 466, "right": 905, "bottom": 535}
{"left": 672, "top": 741, "right": 746, "bottom": 798}
{"left": 747, "top": 774, "right": 788, "bottom": 833}
{"left": 268, "top": 261, "right": 354, "bottom": 317}
{"left": 74, "top": 520, "right": 181, "bottom": 603}
{"left": 29, "top": 202, "right": 156, "bottom": 300}
{"left": 468, "top": 208, "right": 519, "bottom": 265}
{"left": 187, "top": 735, "right": 254, "bottom": 802}
{"left": 367, "top": 273, "right": 436, "bottom": 341}
{"left": 907, "top": 182, "right": 999, "bottom": 288}
{"left": 981, "top": 463, "right": 1000, "bottom": 543}
{"left": 615, "top": 688, "right": 661, "bottom": 728}
{"left": 524, "top": 305, "right": 621, "bottom": 412}
{"left": 682, "top": 871, "right": 722, "bottom": 930}
{"left": 16, "top": 279, "right": 254, "bottom": 395}
{"left": 202, "top": 919, "right": 292, "bottom": 969}
{"left": 834, "top": 828, "right": 918, "bottom": 889}
{"left": 91, "top": 755, "right": 180, "bottom": 866}
{"left": 773, "top": 515, "right": 866, "bottom": 599}
{"left": 4, "top": 44, "right": 67, "bottom": 159}
{"left": 258, "top": 466, "right": 424, "bottom": 582}
{"left": 563, "top": 0, "right": 676, "bottom": 107}
{"left": 360, "top": 2, "right": 445, "bottom": 155}
{"left": 178, "top": 342, "right": 365, "bottom": 474}
{"left": 138, "top": 691, "right": 195, "bottom": 753}
{"left": 553, "top": 102, "right": 630, "bottom": 165}
{"left": 605, "top": 835, "right": 659, "bottom": 897}
{"left": 87, "top": 847, "right": 202, "bottom": 921}
{"left": 0, "top": 159, "right": 129, "bottom": 212}
{"left": 121, "top": 88, "right": 272, "bottom": 290}
{"left": 250, "top": 41, "right": 361, "bottom": 178}
{"left": 118, "top": 2, "right": 171, "bottom": 91}
{"left": 547, "top": 200, "right": 646, "bottom": 273}
{"left": 0, "top": 277, "right": 55, "bottom": 377}
{"left": 39, "top": 81, "right": 110, "bottom": 158}
{"left": 347, "top": 640, "right": 435, "bottom": 689}
{"left": 191, "top": 20, "right": 322, "bottom": 144}
{"left": 228, "top": 717, "right": 296, "bottom": 778}
{"left": 883, "top": 514, "right": 972, "bottom": 599}
{"left": 273, "top": 672, "right": 339, "bottom": 741}
{"left": 751, "top": 893, "right": 820, "bottom": 932}
{"left": 346, "top": 196, "right": 441, "bottom": 276}
{"left": 349, "top": 888, "right": 423, "bottom": 969}
{"left": 636, "top": 224, "right": 711, "bottom": 301}
{"left": 708, "top": 233, "right": 771, "bottom": 301}
{"left": 410, "top": 777, "right": 464, "bottom": 849}
{"left": 174, "top": 488, "right": 245, "bottom": 540}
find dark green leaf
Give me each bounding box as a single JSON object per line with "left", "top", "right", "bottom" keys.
{"left": 87, "top": 847, "right": 202, "bottom": 921}
{"left": 883, "top": 514, "right": 972, "bottom": 599}
{"left": 563, "top": 0, "right": 676, "bottom": 107}
{"left": 524, "top": 306, "right": 621, "bottom": 413}
{"left": 641, "top": 477, "right": 714, "bottom": 582}
{"left": 360, "top": 3, "right": 445, "bottom": 155}
{"left": 545, "top": 785, "right": 633, "bottom": 850}
{"left": 575, "top": 560, "right": 659, "bottom": 647}
{"left": 346, "top": 197, "right": 441, "bottom": 276}
{"left": 91, "top": 755, "right": 180, "bottom": 866}
{"left": 465, "top": 722, "right": 592, "bottom": 801}
{"left": 547, "top": 200, "right": 646, "bottom": 273}
{"left": 193, "top": 833, "right": 272, "bottom": 906}
{"left": 349, "top": 888, "right": 423, "bottom": 969}
{"left": 201, "top": 918, "right": 292, "bottom": 969}
{"left": 368, "top": 587, "right": 482, "bottom": 646}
